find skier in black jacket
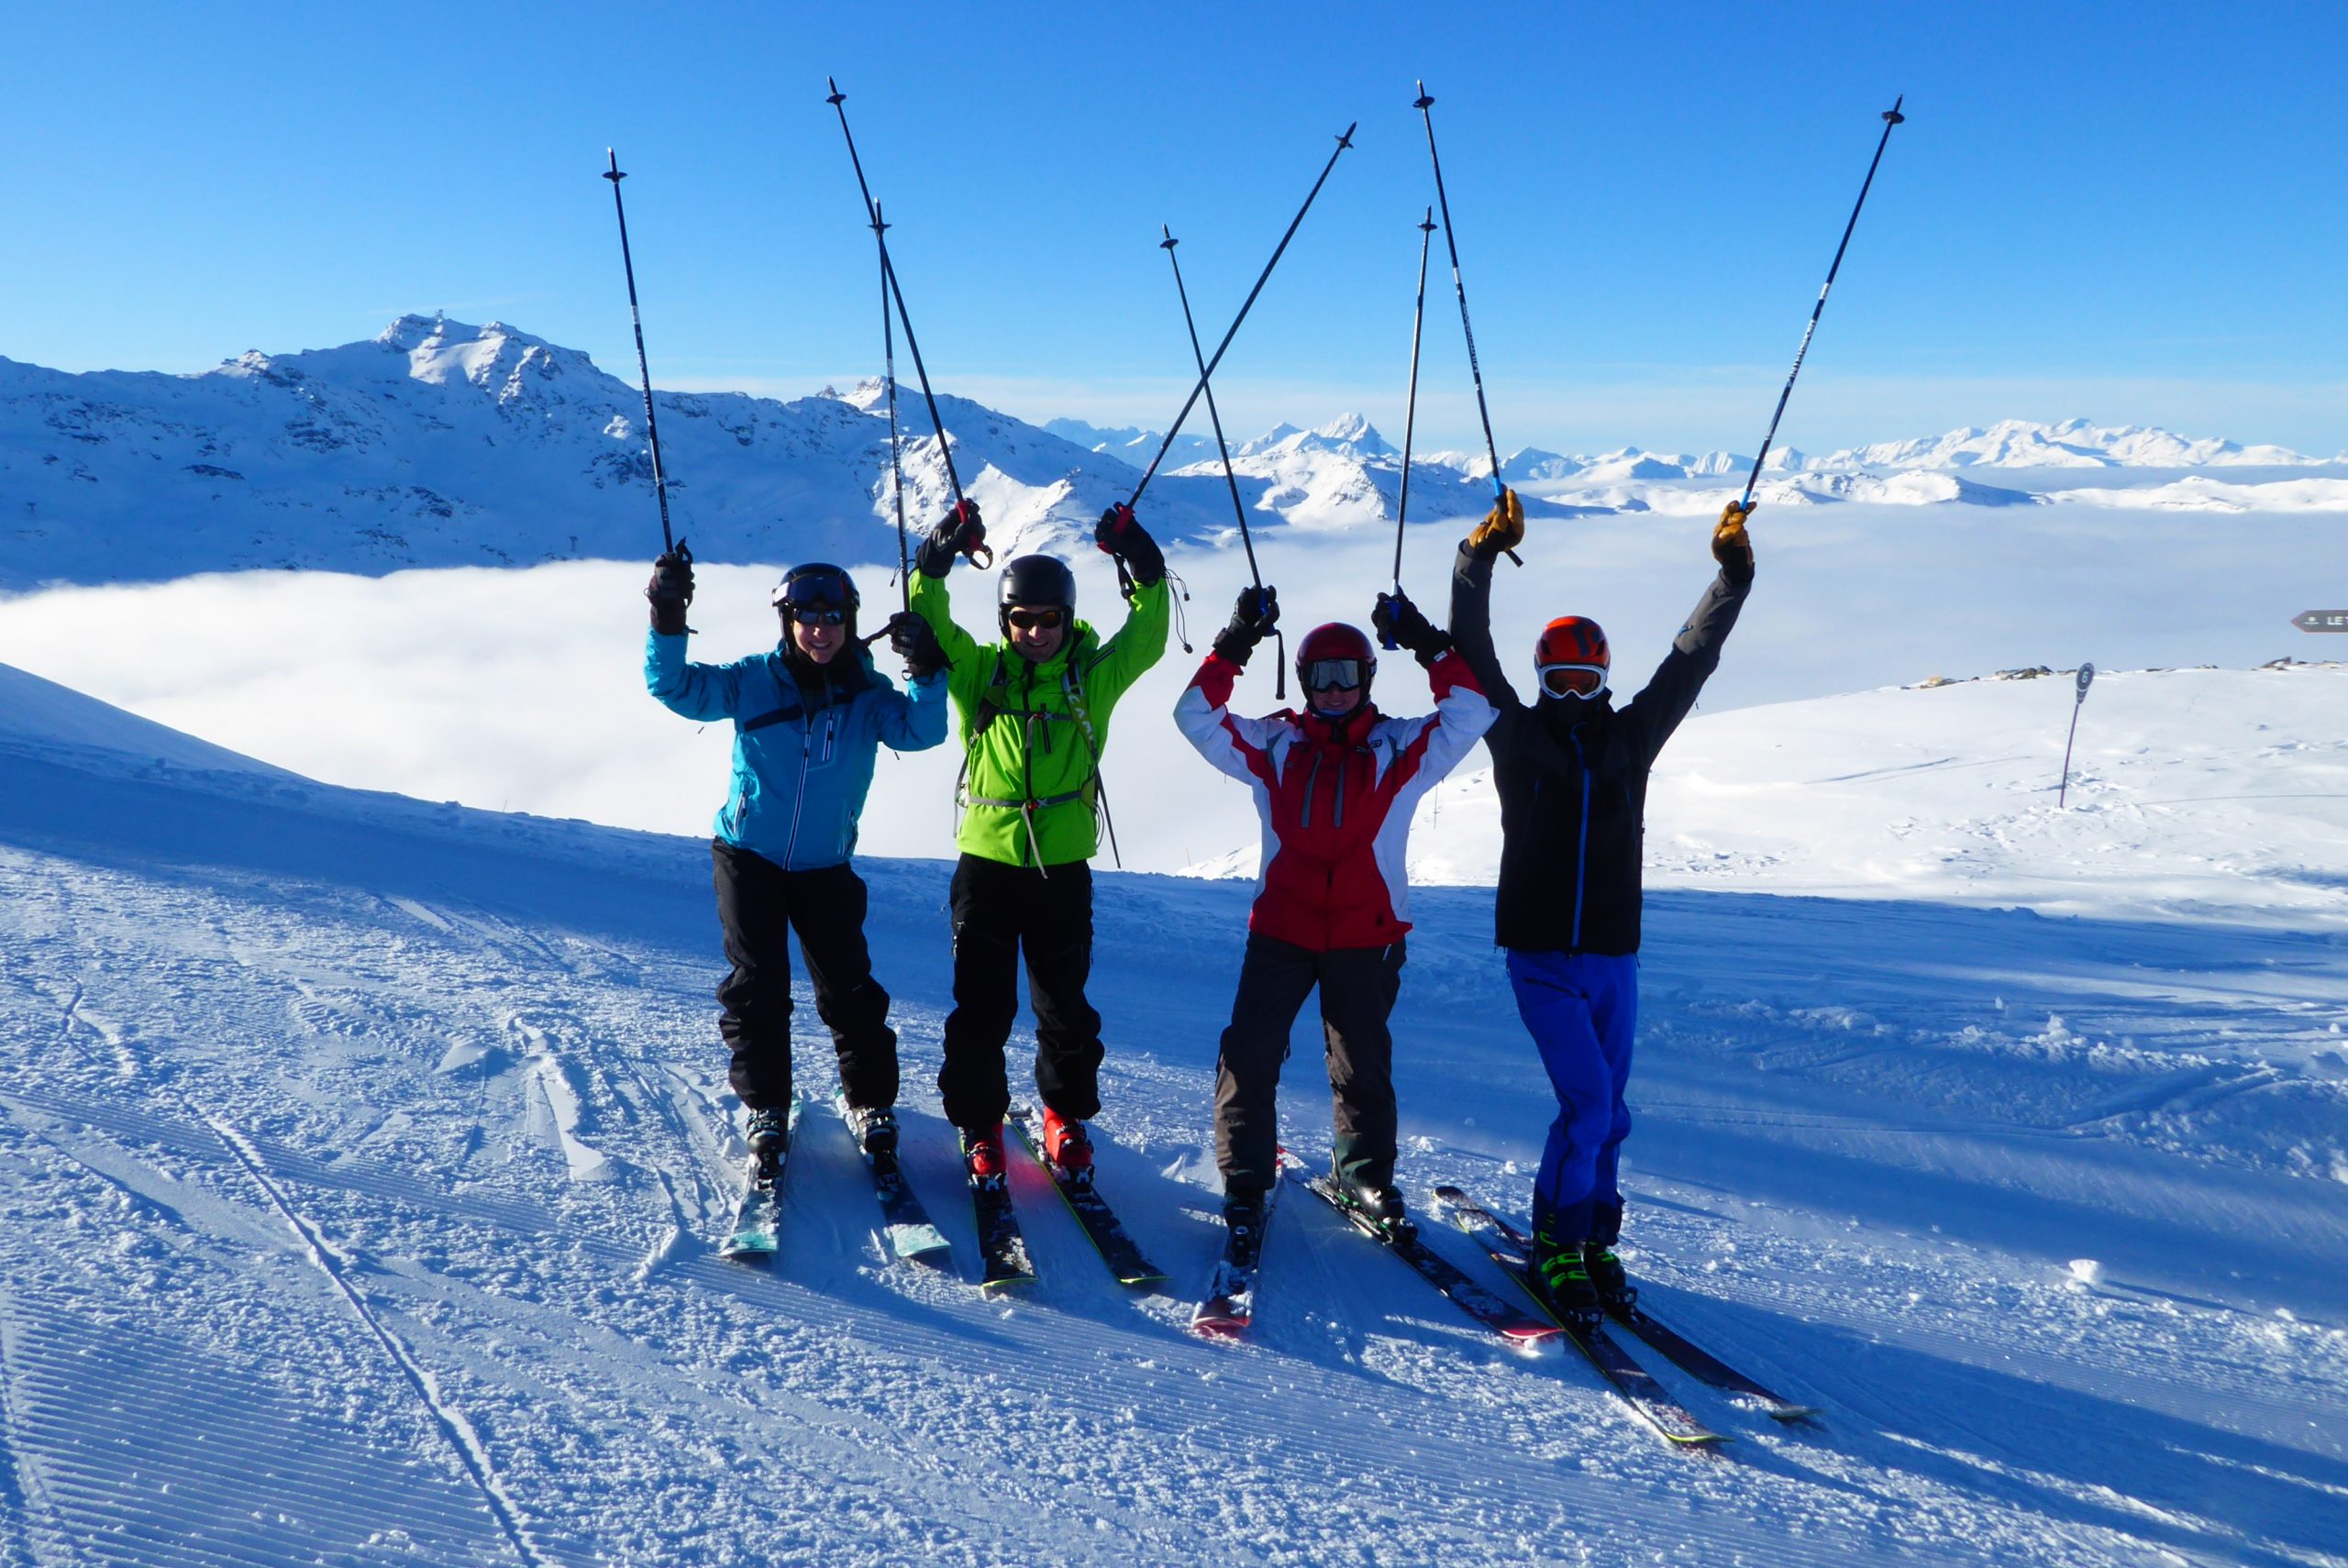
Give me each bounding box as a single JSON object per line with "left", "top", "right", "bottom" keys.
{"left": 1450, "top": 490, "right": 1755, "bottom": 1324}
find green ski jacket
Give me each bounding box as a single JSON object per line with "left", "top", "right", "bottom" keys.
{"left": 912, "top": 569, "right": 1170, "bottom": 867}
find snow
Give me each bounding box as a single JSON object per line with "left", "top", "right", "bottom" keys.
{"left": 3, "top": 646, "right": 2343, "bottom": 1565}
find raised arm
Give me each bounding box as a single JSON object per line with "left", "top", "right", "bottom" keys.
{"left": 644, "top": 629, "right": 750, "bottom": 722}
{"left": 1447, "top": 489, "right": 1525, "bottom": 710}
{"left": 1174, "top": 651, "right": 1290, "bottom": 787}
{"left": 1620, "top": 502, "right": 1755, "bottom": 763}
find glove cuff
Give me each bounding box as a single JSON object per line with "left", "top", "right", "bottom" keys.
{"left": 1211, "top": 633, "right": 1255, "bottom": 667}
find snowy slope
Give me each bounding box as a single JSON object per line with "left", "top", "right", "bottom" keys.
{"left": 3, "top": 663, "right": 2343, "bottom": 1566}
{"left": 1393, "top": 662, "right": 2348, "bottom": 926}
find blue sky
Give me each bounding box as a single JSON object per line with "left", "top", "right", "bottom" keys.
{"left": 6, "top": 1, "right": 2345, "bottom": 454}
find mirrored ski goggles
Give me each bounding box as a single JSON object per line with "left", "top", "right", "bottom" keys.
{"left": 1539, "top": 662, "right": 1609, "bottom": 699}
{"left": 773, "top": 571, "right": 854, "bottom": 617}
{"left": 1302, "top": 657, "right": 1368, "bottom": 693}
{"left": 1005, "top": 607, "right": 1067, "bottom": 632}
{"left": 784, "top": 606, "right": 848, "bottom": 627}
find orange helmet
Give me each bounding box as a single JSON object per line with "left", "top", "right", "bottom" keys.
{"left": 1534, "top": 616, "right": 1609, "bottom": 700}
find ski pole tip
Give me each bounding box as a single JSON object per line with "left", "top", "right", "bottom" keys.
{"left": 1884, "top": 94, "right": 1906, "bottom": 123}
{"left": 825, "top": 75, "right": 845, "bottom": 105}
{"left": 1412, "top": 83, "right": 1434, "bottom": 110}
{"left": 1418, "top": 206, "right": 1436, "bottom": 233}
{"left": 1160, "top": 225, "right": 1177, "bottom": 248}
{"left": 603, "top": 149, "right": 624, "bottom": 182}
{"left": 1336, "top": 121, "right": 1357, "bottom": 148}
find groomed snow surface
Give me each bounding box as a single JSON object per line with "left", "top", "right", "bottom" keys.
{"left": 2, "top": 657, "right": 2342, "bottom": 1567}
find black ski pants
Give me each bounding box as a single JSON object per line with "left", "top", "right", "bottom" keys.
{"left": 1215, "top": 933, "right": 1406, "bottom": 1198}
{"left": 712, "top": 841, "right": 897, "bottom": 1114}
{"left": 938, "top": 853, "right": 1102, "bottom": 1131}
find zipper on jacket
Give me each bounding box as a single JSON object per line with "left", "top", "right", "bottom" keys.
{"left": 1569, "top": 728, "right": 1591, "bottom": 949}
{"left": 783, "top": 687, "right": 814, "bottom": 869}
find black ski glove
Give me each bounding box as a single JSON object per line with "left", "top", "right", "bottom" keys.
{"left": 1212, "top": 585, "right": 1279, "bottom": 666}
{"left": 1711, "top": 500, "right": 1755, "bottom": 586}
{"left": 1094, "top": 502, "right": 1166, "bottom": 588}
{"left": 646, "top": 545, "right": 694, "bottom": 635}
{"left": 915, "top": 498, "right": 986, "bottom": 578}
{"left": 1372, "top": 588, "right": 1452, "bottom": 668}
{"left": 885, "top": 610, "right": 947, "bottom": 679}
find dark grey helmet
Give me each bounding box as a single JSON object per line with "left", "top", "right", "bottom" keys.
{"left": 997, "top": 554, "right": 1076, "bottom": 635}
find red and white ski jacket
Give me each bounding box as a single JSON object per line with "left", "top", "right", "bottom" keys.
{"left": 1174, "top": 649, "right": 1496, "bottom": 951}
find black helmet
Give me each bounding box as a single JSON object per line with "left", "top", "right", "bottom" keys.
{"left": 773, "top": 562, "right": 859, "bottom": 638}
{"left": 996, "top": 554, "right": 1076, "bottom": 635}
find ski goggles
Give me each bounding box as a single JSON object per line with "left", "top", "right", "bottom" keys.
{"left": 1302, "top": 657, "right": 1368, "bottom": 693}
{"left": 1539, "top": 662, "right": 1609, "bottom": 700}
{"left": 1005, "top": 607, "right": 1067, "bottom": 632}
{"left": 773, "top": 570, "right": 854, "bottom": 620}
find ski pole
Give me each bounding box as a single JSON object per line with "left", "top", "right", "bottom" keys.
{"left": 825, "top": 78, "right": 968, "bottom": 516}
{"left": 1392, "top": 207, "right": 1436, "bottom": 590}
{"left": 1412, "top": 84, "right": 1521, "bottom": 568}
{"left": 1128, "top": 121, "right": 1357, "bottom": 507}
{"left": 1163, "top": 226, "right": 1285, "bottom": 699}
{"left": 602, "top": 149, "right": 680, "bottom": 558}
{"left": 875, "top": 202, "right": 913, "bottom": 611}
{"left": 1740, "top": 97, "right": 1907, "bottom": 513}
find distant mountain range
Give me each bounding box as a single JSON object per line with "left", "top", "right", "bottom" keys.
{"left": 3, "top": 316, "right": 2338, "bottom": 589}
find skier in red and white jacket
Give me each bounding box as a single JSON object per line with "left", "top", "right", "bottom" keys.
{"left": 1174, "top": 584, "right": 1496, "bottom": 1242}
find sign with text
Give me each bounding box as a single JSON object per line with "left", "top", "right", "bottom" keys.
{"left": 2294, "top": 611, "right": 2348, "bottom": 633}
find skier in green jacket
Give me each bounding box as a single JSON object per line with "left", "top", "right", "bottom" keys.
{"left": 910, "top": 498, "right": 1172, "bottom": 1194}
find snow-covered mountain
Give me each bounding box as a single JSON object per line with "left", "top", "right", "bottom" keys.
{"left": 1806, "top": 416, "right": 2331, "bottom": 470}
{"left": 0, "top": 315, "right": 1229, "bottom": 591}
{"left": 4, "top": 656, "right": 2341, "bottom": 1565}
{"left": 6, "top": 319, "right": 2343, "bottom": 591}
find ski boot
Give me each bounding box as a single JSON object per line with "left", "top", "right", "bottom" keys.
{"left": 1340, "top": 1174, "right": 1414, "bottom": 1241}
{"left": 1039, "top": 1108, "right": 1095, "bottom": 1187}
{"left": 1221, "top": 1187, "right": 1268, "bottom": 1272}
{"left": 960, "top": 1124, "right": 1009, "bottom": 1194}
{"left": 844, "top": 1102, "right": 900, "bottom": 1160}
{"left": 1582, "top": 1241, "right": 1637, "bottom": 1312}
{"left": 744, "top": 1106, "right": 791, "bottom": 1183}
{"left": 1530, "top": 1224, "right": 1602, "bottom": 1331}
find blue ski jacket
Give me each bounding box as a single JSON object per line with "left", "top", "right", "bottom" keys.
{"left": 645, "top": 629, "right": 948, "bottom": 870}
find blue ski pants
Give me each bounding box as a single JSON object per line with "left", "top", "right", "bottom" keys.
{"left": 1505, "top": 949, "right": 1638, "bottom": 1246}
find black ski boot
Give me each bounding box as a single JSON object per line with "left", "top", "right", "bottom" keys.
{"left": 1221, "top": 1187, "right": 1268, "bottom": 1271}
{"left": 845, "top": 1103, "right": 899, "bottom": 1160}
{"left": 745, "top": 1106, "right": 791, "bottom": 1181}
{"left": 1531, "top": 1223, "right": 1602, "bottom": 1330}
{"left": 1582, "top": 1241, "right": 1637, "bottom": 1312}
{"left": 1341, "top": 1175, "right": 1413, "bottom": 1240}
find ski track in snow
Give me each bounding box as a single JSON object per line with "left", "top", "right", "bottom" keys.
{"left": 1, "top": 679, "right": 2345, "bottom": 1564}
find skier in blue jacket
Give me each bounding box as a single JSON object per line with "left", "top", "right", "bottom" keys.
{"left": 644, "top": 552, "right": 949, "bottom": 1173}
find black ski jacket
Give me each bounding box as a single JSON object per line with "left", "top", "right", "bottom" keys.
{"left": 1449, "top": 542, "right": 1749, "bottom": 955}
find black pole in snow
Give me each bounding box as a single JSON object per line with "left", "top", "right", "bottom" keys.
{"left": 1413, "top": 84, "right": 1521, "bottom": 567}
{"left": 826, "top": 78, "right": 967, "bottom": 511}
{"left": 1740, "top": 97, "right": 1907, "bottom": 513}
{"left": 1128, "top": 122, "right": 1357, "bottom": 507}
{"left": 603, "top": 149, "right": 679, "bottom": 557}
{"left": 875, "top": 203, "right": 912, "bottom": 613}
{"left": 1164, "top": 226, "right": 1285, "bottom": 700}
{"left": 1392, "top": 207, "right": 1437, "bottom": 591}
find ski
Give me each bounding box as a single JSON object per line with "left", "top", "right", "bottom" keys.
{"left": 1191, "top": 1176, "right": 1284, "bottom": 1340}
{"left": 1429, "top": 1186, "right": 1728, "bottom": 1446}
{"left": 1283, "top": 1154, "right": 1561, "bottom": 1355}
{"left": 834, "top": 1093, "right": 951, "bottom": 1267}
{"left": 1007, "top": 1109, "right": 1167, "bottom": 1286}
{"left": 965, "top": 1128, "right": 1035, "bottom": 1292}
{"left": 718, "top": 1100, "right": 801, "bottom": 1263}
